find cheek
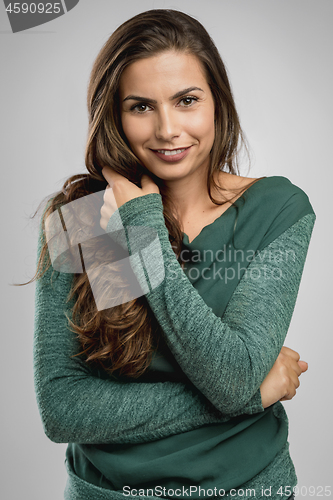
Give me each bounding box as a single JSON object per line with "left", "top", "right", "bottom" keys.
{"left": 188, "top": 114, "right": 215, "bottom": 150}
{"left": 121, "top": 115, "right": 151, "bottom": 152}
{"left": 187, "top": 108, "right": 215, "bottom": 145}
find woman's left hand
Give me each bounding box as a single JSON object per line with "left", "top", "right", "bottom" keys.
{"left": 259, "top": 346, "right": 308, "bottom": 408}
{"left": 100, "top": 166, "right": 160, "bottom": 231}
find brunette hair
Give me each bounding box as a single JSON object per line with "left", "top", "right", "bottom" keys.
{"left": 24, "top": 9, "right": 259, "bottom": 378}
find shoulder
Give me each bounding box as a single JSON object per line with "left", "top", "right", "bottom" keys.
{"left": 219, "top": 172, "right": 314, "bottom": 215}
{"left": 259, "top": 174, "right": 308, "bottom": 196}
{"left": 251, "top": 175, "right": 314, "bottom": 214}
{"left": 231, "top": 174, "right": 316, "bottom": 251}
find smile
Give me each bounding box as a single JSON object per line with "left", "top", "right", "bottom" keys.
{"left": 150, "top": 146, "right": 192, "bottom": 163}
{"left": 156, "top": 149, "right": 186, "bottom": 156}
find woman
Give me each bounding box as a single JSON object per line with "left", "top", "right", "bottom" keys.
{"left": 33, "top": 9, "right": 315, "bottom": 500}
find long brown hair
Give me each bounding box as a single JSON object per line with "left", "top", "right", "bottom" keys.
{"left": 23, "top": 9, "right": 258, "bottom": 378}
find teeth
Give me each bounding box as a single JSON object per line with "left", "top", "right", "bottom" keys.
{"left": 157, "top": 149, "right": 186, "bottom": 156}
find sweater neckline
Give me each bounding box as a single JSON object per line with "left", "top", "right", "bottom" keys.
{"left": 182, "top": 175, "right": 271, "bottom": 247}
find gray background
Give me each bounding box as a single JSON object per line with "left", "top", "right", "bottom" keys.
{"left": 1, "top": 0, "right": 331, "bottom": 498}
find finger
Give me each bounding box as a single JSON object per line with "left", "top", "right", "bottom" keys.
{"left": 284, "top": 385, "right": 297, "bottom": 400}
{"left": 298, "top": 360, "right": 308, "bottom": 373}
{"left": 281, "top": 392, "right": 295, "bottom": 402}
{"left": 141, "top": 174, "right": 158, "bottom": 191}
{"left": 99, "top": 208, "right": 108, "bottom": 231}
{"left": 140, "top": 174, "right": 153, "bottom": 188}
{"left": 281, "top": 346, "right": 301, "bottom": 361}
{"left": 289, "top": 359, "right": 307, "bottom": 378}
{"left": 141, "top": 174, "right": 160, "bottom": 195}
{"left": 290, "top": 370, "right": 301, "bottom": 390}
{"left": 103, "top": 187, "right": 119, "bottom": 211}
{"left": 102, "top": 166, "right": 124, "bottom": 186}
{"left": 292, "top": 362, "right": 303, "bottom": 378}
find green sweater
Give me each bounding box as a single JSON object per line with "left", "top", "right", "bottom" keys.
{"left": 33, "top": 176, "right": 315, "bottom": 500}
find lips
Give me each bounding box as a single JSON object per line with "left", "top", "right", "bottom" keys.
{"left": 150, "top": 146, "right": 192, "bottom": 162}
{"left": 156, "top": 148, "right": 186, "bottom": 156}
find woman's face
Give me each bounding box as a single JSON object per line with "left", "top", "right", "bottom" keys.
{"left": 119, "top": 50, "right": 215, "bottom": 183}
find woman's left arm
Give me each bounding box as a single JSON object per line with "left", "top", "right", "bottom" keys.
{"left": 103, "top": 189, "right": 315, "bottom": 416}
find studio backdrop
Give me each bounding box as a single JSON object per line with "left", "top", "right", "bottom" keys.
{"left": 1, "top": 1, "right": 331, "bottom": 499}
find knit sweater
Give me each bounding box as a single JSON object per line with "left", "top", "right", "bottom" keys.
{"left": 33, "top": 175, "right": 315, "bottom": 500}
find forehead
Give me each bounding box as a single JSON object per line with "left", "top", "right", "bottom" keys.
{"left": 119, "top": 51, "right": 209, "bottom": 97}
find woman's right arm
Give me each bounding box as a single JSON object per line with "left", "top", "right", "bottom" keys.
{"left": 34, "top": 210, "right": 231, "bottom": 445}
{"left": 34, "top": 248, "right": 225, "bottom": 445}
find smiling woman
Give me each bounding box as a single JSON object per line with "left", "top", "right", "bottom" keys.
{"left": 29, "top": 8, "right": 315, "bottom": 500}
{"left": 119, "top": 52, "right": 215, "bottom": 182}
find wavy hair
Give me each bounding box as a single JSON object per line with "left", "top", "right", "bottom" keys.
{"left": 23, "top": 9, "right": 259, "bottom": 378}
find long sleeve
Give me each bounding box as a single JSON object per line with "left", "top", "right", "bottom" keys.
{"left": 106, "top": 193, "right": 316, "bottom": 415}
{"left": 34, "top": 215, "right": 233, "bottom": 445}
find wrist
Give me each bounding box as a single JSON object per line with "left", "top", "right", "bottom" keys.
{"left": 105, "top": 193, "right": 168, "bottom": 253}
{"left": 107, "top": 193, "right": 163, "bottom": 231}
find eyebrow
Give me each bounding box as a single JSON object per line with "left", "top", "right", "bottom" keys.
{"left": 122, "top": 86, "right": 204, "bottom": 103}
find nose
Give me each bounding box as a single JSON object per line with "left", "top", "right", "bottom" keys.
{"left": 155, "top": 107, "right": 181, "bottom": 142}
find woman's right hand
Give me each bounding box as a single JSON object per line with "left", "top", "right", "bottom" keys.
{"left": 260, "top": 346, "right": 308, "bottom": 409}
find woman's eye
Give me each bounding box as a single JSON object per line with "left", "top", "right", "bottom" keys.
{"left": 131, "top": 103, "right": 151, "bottom": 113}
{"left": 179, "top": 96, "right": 198, "bottom": 107}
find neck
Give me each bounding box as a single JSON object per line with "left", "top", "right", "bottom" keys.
{"left": 160, "top": 161, "right": 223, "bottom": 225}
